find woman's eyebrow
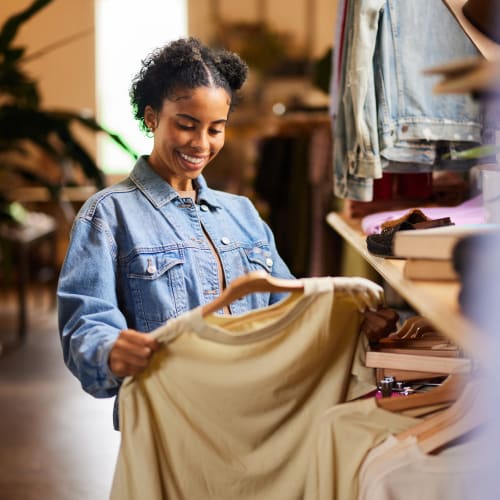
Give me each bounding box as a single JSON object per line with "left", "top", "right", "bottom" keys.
{"left": 176, "top": 113, "right": 227, "bottom": 124}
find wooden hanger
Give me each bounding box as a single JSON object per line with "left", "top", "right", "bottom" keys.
{"left": 365, "top": 351, "right": 471, "bottom": 374}
{"left": 376, "top": 372, "right": 468, "bottom": 412}
{"left": 404, "top": 318, "right": 436, "bottom": 339}
{"left": 388, "top": 316, "right": 424, "bottom": 338}
{"left": 201, "top": 271, "right": 304, "bottom": 317}
{"left": 388, "top": 316, "right": 437, "bottom": 339}
{"left": 378, "top": 337, "right": 456, "bottom": 349}
{"left": 416, "top": 380, "right": 489, "bottom": 454}
{"left": 393, "top": 378, "right": 489, "bottom": 454}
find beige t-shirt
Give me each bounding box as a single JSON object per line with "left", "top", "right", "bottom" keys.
{"left": 358, "top": 433, "right": 495, "bottom": 500}
{"left": 303, "top": 398, "right": 420, "bottom": 500}
{"left": 110, "top": 277, "right": 374, "bottom": 500}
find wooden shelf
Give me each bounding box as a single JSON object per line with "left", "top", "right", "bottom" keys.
{"left": 326, "top": 211, "right": 489, "bottom": 359}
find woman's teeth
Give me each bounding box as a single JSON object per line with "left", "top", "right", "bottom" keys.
{"left": 180, "top": 152, "right": 203, "bottom": 164}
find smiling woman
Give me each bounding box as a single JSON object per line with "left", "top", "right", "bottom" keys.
{"left": 57, "top": 37, "right": 296, "bottom": 430}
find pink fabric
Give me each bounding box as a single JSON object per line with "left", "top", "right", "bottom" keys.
{"left": 361, "top": 196, "right": 486, "bottom": 235}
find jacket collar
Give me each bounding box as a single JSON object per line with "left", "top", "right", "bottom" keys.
{"left": 129, "top": 156, "right": 221, "bottom": 209}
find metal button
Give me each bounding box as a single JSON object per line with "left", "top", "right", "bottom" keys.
{"left": 147, "top": 258, "right": 156, "bottom": 274}
{"left": 265, "top": 258, "right": 273, "bottom": 267}
{"left": 200, "top": 204, "right": 209, "bottom": 212}
{"left": 221, "top": 237, "right": 230, "bottom": 245}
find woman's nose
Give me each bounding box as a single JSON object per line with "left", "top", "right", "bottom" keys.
{"left": 191, "top": 131, "right": 210, "bottom": 151}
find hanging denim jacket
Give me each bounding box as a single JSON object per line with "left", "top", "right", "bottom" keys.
{"left": 333, "top": 0, "right": 482, "bottom": 201}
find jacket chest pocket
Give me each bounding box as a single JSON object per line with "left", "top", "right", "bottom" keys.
{"left": 240, "top": 246, "right": 274, "bottom": 308}
{"left": 127, "top": 249, "right": 187, "bottom": 329}
{"left": 244, "top": 246, "right": 274, "bottom": 274}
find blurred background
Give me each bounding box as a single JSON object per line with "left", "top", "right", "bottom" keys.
{"left": 1, "top": 1, "right": 499, "bottom": 499}
{"left": 0, "top": 1, "right": 339, "bottom": 499}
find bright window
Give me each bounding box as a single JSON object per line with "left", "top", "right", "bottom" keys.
{"left": 95, "top": 0, "right": 187, "bottom": 173}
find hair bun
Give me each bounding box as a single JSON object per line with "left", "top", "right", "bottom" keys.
{"left": 214, "top": 50, "right": 248, "bottom": 91}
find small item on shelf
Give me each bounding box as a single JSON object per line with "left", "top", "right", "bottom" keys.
{"left": 403, "top": 258, "right": 459, "bottom": 281}
{"left": 392, "top": 223, "right": 500, "bottom": 259}
{"left": 365, "top": 208, "right": 454, "bottom": 257}
{"left": 379, "top": 376, "right": 396, "bottom": 397}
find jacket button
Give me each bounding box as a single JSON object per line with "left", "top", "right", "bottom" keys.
{"left": 266, "top": 258, "right": 273, "bottom": 267}
{"left": 147, "top": 258, "right": 156, "bottom": 274}
{"left": 200, "top": 204, "right": 209, "bottom": 212}
{"left": 221, "top": 237, "right": 230, "bottom": 245}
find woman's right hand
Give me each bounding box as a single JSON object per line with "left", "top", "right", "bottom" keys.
{"left": 109, "top": 329, "right": 161, "bottom": 378}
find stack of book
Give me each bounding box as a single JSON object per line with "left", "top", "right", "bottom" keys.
{"left": 392, "top": 224, "right": 500, "bottom": 280}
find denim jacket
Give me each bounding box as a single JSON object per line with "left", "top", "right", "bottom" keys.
{"left": 333, "top": 0, "right": 482, "bottom": 201}
{"left": 57, "top": 156, "right": 294, "bottom": 399}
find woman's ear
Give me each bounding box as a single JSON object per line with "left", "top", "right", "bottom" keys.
{"left": 144, "top": 105, "right": 157, "bottom": 132}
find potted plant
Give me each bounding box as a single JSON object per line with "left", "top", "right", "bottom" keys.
{"left": 0, "top": 0, "right": 137, "bottom": 227}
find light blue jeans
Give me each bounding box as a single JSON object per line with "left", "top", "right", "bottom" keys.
{"left": 334, "top": 0, "right": 483, "bottom": 201}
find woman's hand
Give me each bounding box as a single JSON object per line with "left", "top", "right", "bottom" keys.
{"left": 109, "top": 329, "right": 161, "bottom": 378}
{"left": 360, "top": 308, "right": 399, "bottom": 344}
{"left": 332, "top": 276, "right": 385, "bottom": 311}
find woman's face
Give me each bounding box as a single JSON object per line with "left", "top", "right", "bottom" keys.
{"left": 145, "top": 86, "right": 231, "bottom": 191}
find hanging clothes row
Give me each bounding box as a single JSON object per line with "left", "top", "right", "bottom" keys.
{"left": 331, "top": 0, "right": 484, "bottom": 201}
{"left": 109, "top": 274, "right": 384, "bottom": 500}
{"left": 109, "top": 273, "right": 491, "bottom": 500}
{"left": 304, "top": 374, "right": 493, "bottom": 500}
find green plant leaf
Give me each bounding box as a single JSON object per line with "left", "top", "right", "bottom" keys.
{"left": 55, "top": 127, "right": 106, "bottom": 189}
{"left": 0, "top": 68, "right": 39, "bottom": 107}
{"left": 0, "top": 0, "right": 136, "bottom": 207}
{"left": 0, "top": 0, "right": 53, "bottom": 52}
{"left": 0, "top": 106, "right": 64, "bottom": 158}
{"left": 53, "top": 111, "right": 138, "bottom": 159}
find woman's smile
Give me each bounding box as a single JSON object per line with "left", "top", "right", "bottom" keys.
{"left": 145, "top": 86, "right": 230, "bottom": 191}
{"left": 177, "top": 151, "right": 209, "bottom": 171}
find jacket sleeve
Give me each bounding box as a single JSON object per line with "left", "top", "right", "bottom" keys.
{"left": 57, "top": 215, "right": 126, "bottom": 398}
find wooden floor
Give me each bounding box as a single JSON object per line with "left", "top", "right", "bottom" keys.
{"left": 0, "top": 286, "right": 120, "bottom": 500}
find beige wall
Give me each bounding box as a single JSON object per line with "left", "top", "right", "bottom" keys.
{"left": 1, "top": 0, "right": 338, "bottom": 159}
{"left": 1, "top": 0, "right": 95, "bottom": 110}
{"left": 1, "top": 0, "right": 96, "bottom": 153}
{"left": 188, "top": 0, "right": 337, "bottom": 59}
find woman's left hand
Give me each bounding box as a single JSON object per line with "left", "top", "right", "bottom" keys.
{"left": 360, "top": 308, "right": 399, "bottom": 343}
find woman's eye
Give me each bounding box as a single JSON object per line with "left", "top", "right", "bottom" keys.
{"left": 209, "top": 128, "right": 223, "bottom": 135}
{"left": 178, "top": 123, "right": 194, "bottom": 130}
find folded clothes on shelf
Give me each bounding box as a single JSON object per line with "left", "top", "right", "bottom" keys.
{"left": 365, "top": 208, "right": 455, "bottom": 257}
{"left": 361, "top": 195, "right": 486, "bottom": 235}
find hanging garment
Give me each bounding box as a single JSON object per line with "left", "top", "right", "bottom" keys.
{"left": 357, "top": 433, "right": 495, "bottom": 500}
{"left": 332, "top": 0, "right": 482, "bottom": 201}
{"left": 303, "top": 397, "right": 420, "bottom": 500}
{"left": 329, "top": 0, "right": 349, "bottom": 117}
{"left": 109, "top": 277, "right": 380, "bottom": 500}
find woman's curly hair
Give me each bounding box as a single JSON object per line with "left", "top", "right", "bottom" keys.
{"left": 130, "top": 37, "right": 248, "bottom": 133}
